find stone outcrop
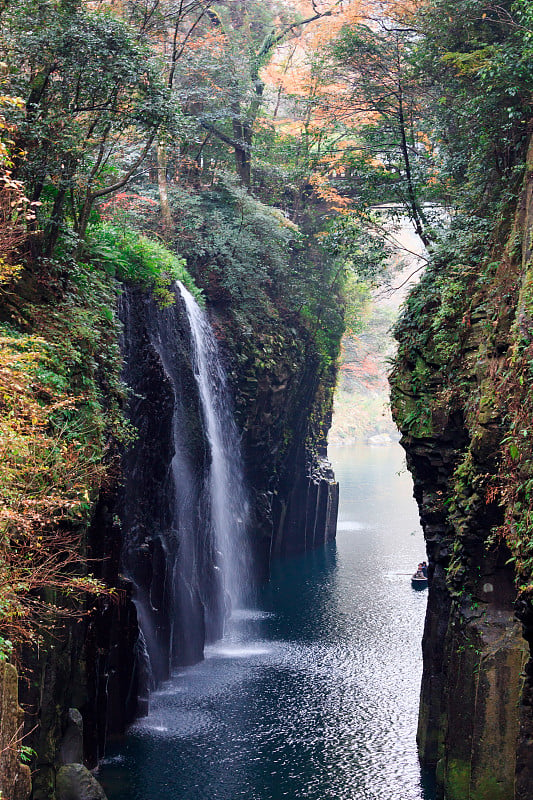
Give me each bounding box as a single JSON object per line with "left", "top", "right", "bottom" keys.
{"left": 58, "top": 710, "right": 84, "bottom": 767}
{"left": 391, "top": 137, "right": 533, "bottom": 799}
{"left": 55, "top": 764, "right": 108, "bottom": 800}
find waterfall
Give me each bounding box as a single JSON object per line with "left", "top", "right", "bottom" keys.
{"left": 119, "top": 283, "right": 251, "bottom": 704}
{"left": 177, "top": 281, "right": 252, "bottom": 613}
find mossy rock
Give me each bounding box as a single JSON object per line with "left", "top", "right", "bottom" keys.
{"left": 55, "top": 764, "right": 108, "bottom": 800}
{"left": 445, "top": 758, "right": 471, "bottom": 799}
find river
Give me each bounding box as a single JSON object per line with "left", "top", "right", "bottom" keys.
{"left": 100, "top": 443, "right": 435, "bottom": 800}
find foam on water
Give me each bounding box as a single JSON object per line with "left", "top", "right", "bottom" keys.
{"left": 207, "top": 643, "right": 273, "bottom": 659}
{"left": 230, "top": 609, "right": 275, "bottom": 621}
{"left": 336, "top": 520, "right": 365, "bottom": 531}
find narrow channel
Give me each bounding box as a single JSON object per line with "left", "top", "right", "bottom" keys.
{"left": 100, "top": 443, "right": 435, "bottom": 800}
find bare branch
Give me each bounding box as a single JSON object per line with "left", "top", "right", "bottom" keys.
{"left": 89, "top": 130, "right": 159, "bottom": 201}
{"left": 260, "top": 0, "right": 344, "bottom": 58}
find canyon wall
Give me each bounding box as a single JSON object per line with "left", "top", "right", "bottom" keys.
{"left": 390, "top": 138, "right": 533, "bottom": 800}
{"left": 216, "top": 306, "right": 339, "bottom": 563}
{"left": 7, "top": 272, "right": 339, "bottom": 799}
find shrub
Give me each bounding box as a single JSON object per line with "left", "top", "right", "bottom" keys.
{"left": 84, "top": 223, "right": 202, "bottom": 304}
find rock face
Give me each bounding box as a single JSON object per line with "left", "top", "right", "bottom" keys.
{"left": 211, "top": 303, "right": 339, "bottom": 565}
{"left": 117, "top": 285, "right": 339, "bottom": 683}
{"left": 58, "top": 710, "right": 84, "bottom": 767}
{"left": 390, "top": 138, "right": 533, "bottom": 799}
{"left": 13, "top": 285, "right": 207, "bottom": 799}
{"left": 55, "top": 764, "right": 108, "bottom": 800}
{"left": 119, "top": 286, "right": 214, "bottom": 683}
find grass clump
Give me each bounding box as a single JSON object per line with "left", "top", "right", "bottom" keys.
{"left": 85, "top": 223, "right": 202, "bottom": 305}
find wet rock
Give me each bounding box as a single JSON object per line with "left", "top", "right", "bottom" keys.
{"left": 55, "top": 764, "right": 108, "bottom": 800}
{"left": 213, "top": 307, "right": 340, "bottom": 560}
{"left": 58, "top": 709, "right": 83, "bottom": 766}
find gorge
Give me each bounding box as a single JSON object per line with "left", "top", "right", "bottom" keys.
{"left": 2, "top": 259, "right": 341, "bottom": 800}
{"left": 1, "top": 1, "right": 533, "bottom": 800}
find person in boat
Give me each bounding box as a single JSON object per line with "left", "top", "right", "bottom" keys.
{"left": 421, "top": 561, "right": 428, "bottom": 577}
{"left": 414, "top": 563, "right": 425, "bottom": 579}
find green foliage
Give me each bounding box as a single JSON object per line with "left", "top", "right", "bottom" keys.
{"left": 166, "top": 176, "right": 302, "bottom": 307}
{"left": 412, "top": 0, "right": 533, "bottom": 212}
{"left": 389, "top": 0, "right": 533, "bottom": 601}
{"left": 322, "top": 213, "right": 393, "bottom": 286}
{"left": 300, "top": 303, "right": 343, "bottom": 370}
{"left": 0, "top": 256, "right": 126, "bottom": 650}
{"left": 343, "top": 275, "right": 372, "bottom": 336}
{"left": 328, "top": 21, "right": 433, "bottom": 244}
{"left": 84, "top": 223, "right": 201, "bottom": 305}
{"left": 0, "top": 0, "right": 348, "bottom": 666}
{"left": 489, "top": 319, "right": 533, "bottom": 585}
{"left": 323, "top": 0, "right": 533, "bottom": 251}
{"left": 392, "top": 206, "right": 507, "bottom": 395}
{"left": 19, "top": 746, "right": 36, "bottom": 765}
{"left": 1, "top": 0, "right": 173, "bottom": 242}
{"left": 0, "top": 636, "right": 12, "bottom": 662}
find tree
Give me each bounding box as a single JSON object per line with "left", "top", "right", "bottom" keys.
{"left": 171, "top": 0, "right": 345, "bottom": 188}
{"left": 2, "top": 0, "right": 172, "bottom": 248}
{"left": 123, "top": 0, "right": 218, "bottom": 237}
{"left": 327, "top": 18, "right": 435, "bottom": 246}
{"left": 411, "top": 0, "right": 533, "bottom": 214}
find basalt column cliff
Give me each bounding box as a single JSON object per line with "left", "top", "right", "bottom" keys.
{"left": 2, "top": 260, "right": 340, "bottom": 800}
{"left": 391, "top": 137, "right": 533, "bottom": 800}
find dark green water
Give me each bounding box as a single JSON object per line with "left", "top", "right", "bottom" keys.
{"left": 100, "top": 444, "right": 435, "bottom": 800}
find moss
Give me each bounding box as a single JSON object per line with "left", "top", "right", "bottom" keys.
{"left": 445, "top": 758, "right": 471, "bottom": 800}
{"left": 390, "top": 136, "right": 533, "bottom": 800}
{"left": 470, "top": 775, "right": 513, "bottom": 800}
{"left": 392, "top": 392, "right": 434, "bottom": 437}
{"left": 84, "top": 222, "right": 201, "bottom": 305}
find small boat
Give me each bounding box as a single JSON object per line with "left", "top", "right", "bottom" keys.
{"left": 411, "top": 573, "right": 428, "bottom": 589}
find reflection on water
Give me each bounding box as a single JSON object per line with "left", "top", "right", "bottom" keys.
{"left": 100, "top": 445, "right": 435, "bottom": 800}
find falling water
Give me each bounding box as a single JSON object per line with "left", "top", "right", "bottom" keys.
{"left": 119, "top": 283, "right": 251, "bottom": 698}
{"left": 177, "top": 281, "right": 252, "bottom": 614}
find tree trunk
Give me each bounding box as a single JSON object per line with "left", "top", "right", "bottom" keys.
{"left": 44, "top": 187, "right": 67, "bottom": 256}
{"left": 394, "top": 36, "right": 430, "bottom": 249}
{"left": 157, "top": 141, "right": 173, "bottom": 240}
{"left": 231, "top": 101, "right": 252, "bottom": 189}
{"left": 398, "top": 94, "right": 430, "bottom": 248}
{"left": 233, "top": 138, "right": 251, "bottom": 187}
{"left": 76, "top": 199, "right": 92, "bottom": 251}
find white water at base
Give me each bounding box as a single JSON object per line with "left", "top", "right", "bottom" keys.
{"left": 177, "top": 281, "right": 251, "bottom": 611}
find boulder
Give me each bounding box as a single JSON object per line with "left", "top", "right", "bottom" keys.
{"left": 55, "top": 764, "right": 108, "bottom": 800}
